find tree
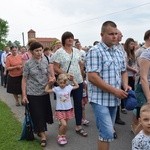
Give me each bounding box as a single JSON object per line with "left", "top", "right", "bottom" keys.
{"left": 14, "top": 40, "right": 21, "bottom": 47}
{"left": 7, "top": 40, "right": 21, "bottom": 48}
{"left": 0, "top": 18, "right": 9, "bottom": 50}
{"left": 7, "top": 40, "right": 13, "bottom": 47}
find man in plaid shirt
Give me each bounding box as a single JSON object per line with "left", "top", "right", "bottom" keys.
{"left": 86, "top": 21, "right": 131, "bottom": 150}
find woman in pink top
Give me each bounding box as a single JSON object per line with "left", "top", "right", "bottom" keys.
{"left": 22, "top": 38, "right": 37, "bottom": 65}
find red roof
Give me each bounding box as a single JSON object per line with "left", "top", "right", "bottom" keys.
{"left": 36, "top": 38, "right": 57, "bottom": 42}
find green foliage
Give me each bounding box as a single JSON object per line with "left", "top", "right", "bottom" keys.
{"left": 0, "top": 100, "right": 42, "bottom": 150}
{"left": 6, "top": 40, "right": 21, "bottom": 48}
{"left": 0, "top": 18, "right": 9, "bottom": 49}
{"left": 14, "top": 40, "right": 21, "bottom": 47}
{"left": 7, "top": 40, "right": 13, "bottom": 47}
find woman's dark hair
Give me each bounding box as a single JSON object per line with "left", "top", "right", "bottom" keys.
{"left": 124, "top": 38, "right": 135, "bottom": 61}
{"left": 43, "top": 47, "right": 50, "bottom": 52}
{"left": 10, "top": 45, "right": 18, "bottom": 50}
{"left": 61, "top": 31, "right": 74, "bottom": 46}
{"left": 144, "top": 30, "right": 150, "bottom": 41}
{"left": 29, "top": 42, "right": 43, "bottom": 51}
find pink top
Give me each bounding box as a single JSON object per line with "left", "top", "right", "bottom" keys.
{"left": 22, "top": 51, "right": 32, "bottom": 63}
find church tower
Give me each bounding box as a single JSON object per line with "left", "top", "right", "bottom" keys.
{"left": 28, "top": 29, "right": 36, "bottom": 40}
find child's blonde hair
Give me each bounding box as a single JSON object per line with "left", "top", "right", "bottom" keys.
{"left": 57, "top": 73, "right": 69, "bottom": 83}
{"left": 140, "top": 103, "right": 150, "bottom": 116}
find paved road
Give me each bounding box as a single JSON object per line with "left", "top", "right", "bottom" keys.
{"left": 0, "top": 85, "right": 134, "bottom": 150}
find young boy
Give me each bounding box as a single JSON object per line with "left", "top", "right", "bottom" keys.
{"left": 132, "top": 103, "right": 150, "bottom": 150}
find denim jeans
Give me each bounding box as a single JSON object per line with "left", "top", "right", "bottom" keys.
{"left": 91, "top": 102, "right": 117, "bottom": 142}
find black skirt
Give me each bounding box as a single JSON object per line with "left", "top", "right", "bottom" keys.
{"left": 27, "top": 94, "right": 53, "bottom": 133}
{"left": 7, "top": 75, "right": 22, "bottom": 94}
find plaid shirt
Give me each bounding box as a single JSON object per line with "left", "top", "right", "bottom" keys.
{"left": 86, "top": 42, "right": 126, "bottom": 106}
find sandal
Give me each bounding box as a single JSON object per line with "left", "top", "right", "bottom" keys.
{"left": 76, "top": 128, "right": 88, "bottom": 137}
{"left": 41, "top": 140, "right": 47, "bottom": 147}
{"left": 16, "top": 102, "right": 20, "bottom": 106}
{"left": 82, "top": 119, "right": 90, "bottom": 126}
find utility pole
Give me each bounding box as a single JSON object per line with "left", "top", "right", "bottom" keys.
{"left": 22, "top": 32, "right": 25, "bottom": 46}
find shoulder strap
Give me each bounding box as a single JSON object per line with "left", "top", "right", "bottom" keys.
{"left": 6, "top": 53, "right": 11, "bottom": 57}
{"left": 137, "top": 77, "right": 140, "bottom": 84}
{"left": 26, "top": 53, "right": 29, "bottom": 59}
{"left": 44, "top": 54, "right": 50, "bottom": 63}
{"left": 66, "top": 51, "right": 73, "bottom": 73}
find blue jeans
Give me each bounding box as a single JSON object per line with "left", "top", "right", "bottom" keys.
{"left": 71, "top": 83, "right": 83, "bottom": 126}
{"left": 91, "top": 102, "right": 117, "bottom": 142}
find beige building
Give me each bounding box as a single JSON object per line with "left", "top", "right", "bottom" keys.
{"left": 27, "top": 29, "right": 58, "bottom": 48}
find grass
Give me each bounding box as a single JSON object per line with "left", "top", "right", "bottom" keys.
{"left": 0, "top": 100, "right": 42, "bottom": 150}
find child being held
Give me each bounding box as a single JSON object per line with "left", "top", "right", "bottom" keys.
{"left": 45, "top": 73, "right": 79, "bottom": 145}
{"left": 132, "top": 103, "right": 150, "bottom": 150}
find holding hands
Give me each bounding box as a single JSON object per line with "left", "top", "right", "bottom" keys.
{"left": 67, "top": 73, "right": 74, "bottom": 81}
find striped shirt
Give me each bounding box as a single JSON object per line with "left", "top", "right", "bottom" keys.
{"left": 86, "top": 42, "right": 126, "bottom": 106}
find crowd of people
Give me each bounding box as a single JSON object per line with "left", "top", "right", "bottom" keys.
{"left": 0, "top": 20, "right": 150, "bottom": 149}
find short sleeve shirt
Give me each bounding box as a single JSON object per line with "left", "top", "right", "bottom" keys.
{"left": 132, "top": 130, "right": 150, "bottom": 150}
{"left": 6, "top": 54, "right": 23, "bottom": 77}
{"left": 135, "top": 47, "right": 147, "bottom": 60}
{"left": 86, "top": 42, "right": 126, "bottom": 106}
{"left": 140, "top": 48, "right": 150, "bottom": 61}
{"left": 140, "top": 48, "right": 150, "bottom": 83}
{"left": 22, "top": 52, "right": 30, "bottom": 61}
{"left": 134, "top": 46, "right": 147, "bottom": 84}
{"left": 23, "top": 58, "right": 49, "bottom": 95}
{"left": 79, "top": 49, "right": 86, "bottom": 62}
{"left": 52, "top": 47, "right": 83, "bottom": 84}
{"left": 53, "top": 85, "right": 73, "bottom": 110}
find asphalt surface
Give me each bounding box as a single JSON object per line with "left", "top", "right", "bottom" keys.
{"left": 0, "top": 85, "right": 134, "bottom": 150}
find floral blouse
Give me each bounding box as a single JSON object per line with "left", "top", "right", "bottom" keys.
{"left": 52, "top": 47, "right": 83, "bottom": 84}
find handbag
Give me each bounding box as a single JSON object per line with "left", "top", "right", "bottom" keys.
{"left": 19, "top": 104, "right": 34, "bottom": 141}
{"left": 134, "top": 77, "right": 147, "bottom": 107}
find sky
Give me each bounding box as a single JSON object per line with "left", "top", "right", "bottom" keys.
{"left": 1, "top": 0, "right": 150, "bottom": 46}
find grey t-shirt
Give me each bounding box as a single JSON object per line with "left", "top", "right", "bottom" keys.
{"left": 135, "top": 46, "right": 147, "bottom": 84}
{"left": 140, "top": 48, "right": 150, "bottom": 60}
{"left": 140, "top": 48, "right": 150, "bottom": 83}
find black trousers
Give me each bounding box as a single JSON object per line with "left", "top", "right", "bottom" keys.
{"left": 71, "top": 83, "right": 83, "bottom": 126}
{"left": 0, "top": 65, "right": 4, "bottom": 86}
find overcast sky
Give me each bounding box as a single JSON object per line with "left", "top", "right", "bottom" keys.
{"left": 1, "top": 0, "right": 150, "bottom": 46}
